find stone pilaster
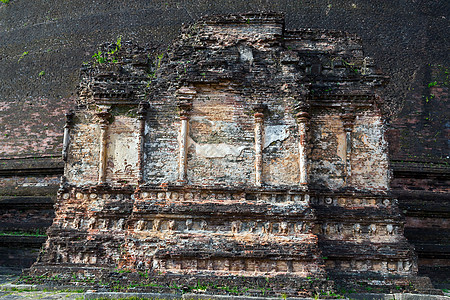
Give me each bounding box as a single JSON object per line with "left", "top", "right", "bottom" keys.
{"left": 296, "top": 111, "right": 310, "bottom": 186}
{"left": 176, "top": 87, "right": 196, "bottom": 184}
{"left": 342, "top": 111, "right": 355, "bottom": 185}
{"left": 62, "top": 110, "right": 74, "bottom": 162}
{"left": 137, "top": 102, "right": 148, "bottom": 184}
{"left": 253, "top": 104, "right": 265, "bottom": 187}
{"left": 96, "top": 106, "right": 111, "bottom": 185}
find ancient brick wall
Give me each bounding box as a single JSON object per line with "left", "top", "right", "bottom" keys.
{"left": 25, "top": 14, "right": 442, "bottom": 296}
{"left": 309, "top": 111, "right": 390, "bottom": 191}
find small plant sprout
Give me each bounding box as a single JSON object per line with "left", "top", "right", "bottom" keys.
{"left": 156, "top": 53, "right": 163, "bottom": 69}
{"left": 1, "top": 0, "right": 10, "bottom": 4}
{"left": 92, "top": 51, "right": 106, "bottom": 64}
{"left": 38, "top": 70, "right": 45, "bottom": 76}
{"left": 18, "top": 51, "right": 29, "bottom": 62}
{"left": 428, "top": 81, "right": 438, "bottom": 88}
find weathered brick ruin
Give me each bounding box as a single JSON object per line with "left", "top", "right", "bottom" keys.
{"left": 29, "top": 13, "right": 437, "bottom": 296}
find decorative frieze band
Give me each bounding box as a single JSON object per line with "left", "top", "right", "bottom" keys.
{"left": 60, "top": 189, "right": 393, "bottom": 209}
{"left": 154, "top": 258, "right": 320, "bottom": 277}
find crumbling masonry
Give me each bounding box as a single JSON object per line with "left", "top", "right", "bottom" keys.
{"left": 30, "top": 13, "right": 434, "bottom": 296}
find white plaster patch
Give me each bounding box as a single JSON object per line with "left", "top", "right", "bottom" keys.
{"left": 21, "top": 182, "right": 49, "bottom": 187}
{"left": 144, "top": 123, "right": 151, "bottom": 135}
{"left": 238, "top": 46, "right": 253, "bottom": 65}
{"left": 264, "top": 125, "right": 290, "bottom": 148}
{"left": 190, "top": 115, "right": 214, "bottom": 126}
{"left": 107, "top": 117, "right": 140, "bottom": 181}
{"left": 189, "top": 137, "right": 247, "bottom": 158}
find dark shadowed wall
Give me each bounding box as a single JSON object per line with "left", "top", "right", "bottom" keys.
{"left": 0, "top": 0, "right": 448, "bottom": 160}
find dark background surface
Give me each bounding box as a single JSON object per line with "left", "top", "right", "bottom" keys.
{"left": 0, "top": 0, "right": 449, "bottom": 161}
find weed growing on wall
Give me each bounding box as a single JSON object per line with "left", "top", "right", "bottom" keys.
{"left": 146, "top": 52, "right": 165, "bottom": 86}
{"left": 92, "top": 37, "right": 122, "bottom": 64}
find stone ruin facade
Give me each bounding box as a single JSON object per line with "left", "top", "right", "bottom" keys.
{"left": 30, "top": 13, "right": 435, "bottom": 296}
